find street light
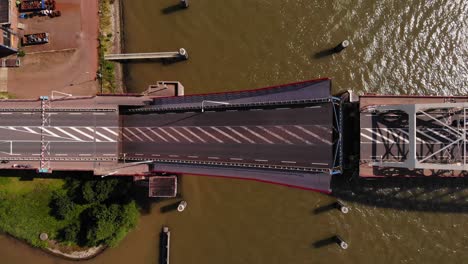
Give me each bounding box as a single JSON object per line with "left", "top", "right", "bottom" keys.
{"left": 51, "top": 91, "right": 72, "bottom": 100}
{"left": 201, "top": 100, "right": 230, "bottom": 112}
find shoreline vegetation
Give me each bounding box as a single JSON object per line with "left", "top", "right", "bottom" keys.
{"left": 0, "top": 176, "right": 140, "bottom": 260}
{"left": 98, "top": 0, "right": 125, "bottom": 94}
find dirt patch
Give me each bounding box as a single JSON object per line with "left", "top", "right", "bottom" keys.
{"left": 7, "top": 0, "right": 99, "bottom": 98}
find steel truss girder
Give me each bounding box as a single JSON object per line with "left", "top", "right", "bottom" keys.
{"left": 370, "top": 103, "right": 468, "bottom": 171}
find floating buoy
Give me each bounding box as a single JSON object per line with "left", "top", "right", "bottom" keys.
{"left": 335, "top": 201, "right": 349, "bottom": 214}
{"left": 177, "top": 200, "right": 187, "bottom": 212}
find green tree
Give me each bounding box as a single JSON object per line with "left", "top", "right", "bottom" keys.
{"left": 84, "top": 204, "right": 119, "bottom": 246}
{"left": 62, "top": 221, "right": 80, "bottom": 243}
{"left": 51, "top": 191, "right": 75, "bottom": 220}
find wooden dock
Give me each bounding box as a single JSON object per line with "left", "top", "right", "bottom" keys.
{"left": 160, "top": 226, "right": 171, "bottom": 264}
{"left": 105, "top": 48, "right": 188, "bottom": 62}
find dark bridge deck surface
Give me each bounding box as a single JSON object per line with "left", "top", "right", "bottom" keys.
{"left": 122, "top": 103, "right": 333, "bottom": 170}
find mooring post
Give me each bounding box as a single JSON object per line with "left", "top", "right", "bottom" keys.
{"left": 334, "top": 235, "right": 348, "bottom": 249}
{"left": 180, "top": 0, "right": 189, "bottom": 8}
{"left": 334, "top": 40, "right": 349, "bottom": 52}
{"left": 335, "top": 201, "right": 349, "bottom": 214}
{"left": 179, "top": 48, "right": 189, "bottom": 60}
{"left": 177, "top": 200, "right": 187, "bottom": 212}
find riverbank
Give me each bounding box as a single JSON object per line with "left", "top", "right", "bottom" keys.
{"left": 98, "top": 0, "right": 125, "bottom": 93}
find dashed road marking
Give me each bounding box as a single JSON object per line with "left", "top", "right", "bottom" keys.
{"left": 151, "top": 154, "right": 161, "bottom": 157}
{"left": 230, "top": 158, "right": 243, "bottom": 161}
{"left": 281, "top": 160, "right": 296, "bottom": 164}
{"left": 311, "top": 162, "right": 328, "bottom": 166}
{"left": 135, "top": 153, "right": 144, "bottom": 156}
{"left": 79, "top": 154, "right": 92, "bottom": 156}
{"left": 255, "top": 159, "right": 268, "bottom": 162}
{"left": 188, "top": 155, "right": 199, "bottom": 158}
{"left": 169, "top": 154, "right": 179, "bottom": 158}
{"left": 208, "top": 156, "right": 220, "bottom": 160}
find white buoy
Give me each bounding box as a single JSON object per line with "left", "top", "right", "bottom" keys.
{"left": 179, "top": 48, "right": 188, "bottom": 59}
{"left": 334, "top": 40, "right": 350, "bottom": 52}
{"left": 336, "top": 201, "right": 349, "bottom": 214}
{"left": 177, "top": 200, "right": 187, "bottom": 212}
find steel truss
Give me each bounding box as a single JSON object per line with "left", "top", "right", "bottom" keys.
{"left": 371, "top": 103, "right": 468, "bottom": 170}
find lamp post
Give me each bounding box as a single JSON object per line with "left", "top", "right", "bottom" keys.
{"left": 201, "top": 100, "right": 230, "bottom": 112}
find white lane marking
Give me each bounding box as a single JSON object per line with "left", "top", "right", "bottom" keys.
{"left": 79, "top": 154, "right": 92, "bottom": 156}
{"left": 360, "top": 132, "right": 382, "bottom": 143}
{"left": 241, "top": 126, "right": 273, "bottom": 144}
{"left": 427, "top": 128, "right": 453, "bottom": 142}
{"left": 275, "top": 126, "right": 312, "bottom": 145}
{"left": 135, "top": 153, "right": 144, "bottom": 156}
{"left": 93, "top": 113, "right": 106, "bottom": 115}
{"left": 416, "top": 130, "right": 441, "bottom": 143}
{"left": 281, "top": 160, "right": 297, "bottom": 164}
{"left": 398, "top": 129, "right": 426, "bottom": 143}
{"left": 0, "top": 113, "right": 12, "bottom": 115}
{"left": 208, "top": 156, "right": 220, "bottom": 160}
{"left": 122, "top": 130, "right": 133, "bottom": 142}
{"left": 55, "top": 154, "right": 68, "bottom": 156}
{"left": 55, "top": 127, "right": 84, "bottom": 142}
{"left": 69, "top": 113, "right": 82, "bottom": 115}
{"left": 103, "top": 154, "right": 116, "bottom": 156}
{"left": 295, "top": 125, "right": 332, "bottom": 145}
{"left": 225, "top": 126, "right": 255, "bottom": 143}
{"left": 22, "top": 113, "right": 32, "bottom": 115}
{"left": 257, "top": 126, "right": 292, "bottom": 144}
{"left": 230, "top": 158, "right": 243, "bottom": 161}
{"left": 306, "top": 106, "right": 322, "bottom": 109}
{"left": 170, "top": 127, "right": 194, "bottom": 143}
{"left": 89, "top": 127, "right": 116, "bottom": 142}
{"left": 210, "top": 126, "right": 241, "bottom": 143}
{"left": 182, "top": 127, "right": 206, "bottom": 143}
{"left": 149, "top": 128, "right": 169, "bottom": 142}
{"left": 70, "top": 127, "right": 98, "bottom": 141}
{"left": 41, "top": 127, "right": 61, "bottom": 138}
{"left": 169, "top": 154, "right": 179, "bottom": 158}
{"left": 24, "top": 127, "right": 39, "bottom": 134}
{"left": 255, "top": 159, "right": 268, "bottom": 162}
{"left": 135, "top": 128, "right": 154, "bottom": 142}
{"left": 8, "top": 126, "right": 17, "bottom": 130}
{"left": 365, "top": 128, "right": 396, "bottom": 144}
{"left": 102, "top": 127, "right": 119, "bottom": 136}
{"left": 124, "top": 127, "right": 144, "bottom": 142}
{"left": 32, "top": 153, "right": 41, "bottom": 156}
{"left": 195, "top": 127, "right": 223, "bottom": 143}
{"left": 275, "top": 108, "right": 290, "bottom": 110}
{"left": 158, "top": 128, "right": 180, "bottom": 142}
{"left": 188, "top": 155, "right": 199, "bottom": 158}
{"left": 380, "top": 128, "right": 409, "bottom": 143}
{"left": 311, "top": 162, "right": 328, "bottom": 166}
{"left": 152, "top": 154, "right": 161, "bottom": 157}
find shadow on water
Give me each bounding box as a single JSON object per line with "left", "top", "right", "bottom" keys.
{"left": 160, "top": 200, "right": 183, "bottom": 213}
{"left": 117, "top": 57, "right": 187, "bottom": 65}
{"left": 331, "top": 173, "right": 468, "bottom": 213}
{"left": 313, "top": 202, "right": 341, "bottom": 215}
{"left": 313, "top": 48, "right": 336, "bottom": 59}
{"left": 312, "top": 236, "right": 340, "bottom": 249}
{"left": 161, "top": 3, "right": 187, "bottom": 15}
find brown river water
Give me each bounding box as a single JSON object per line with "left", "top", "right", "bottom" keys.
{"left": 1, "top": 0, "right": 467, "bottom": 263}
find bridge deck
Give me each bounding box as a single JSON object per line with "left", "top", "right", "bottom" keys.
{"left": 360, "top": 95, "right": 468, "bottom": 177}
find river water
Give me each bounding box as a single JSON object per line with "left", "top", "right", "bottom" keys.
{"left": 1, "top": 0, "right": 468, "bottom": 263}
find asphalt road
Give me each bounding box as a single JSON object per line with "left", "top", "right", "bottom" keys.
{"left": 0, "top": 111, "right": 119, "bottom": 160}
{"left": 122, "top": 103, "right": 334, "bottom": 170}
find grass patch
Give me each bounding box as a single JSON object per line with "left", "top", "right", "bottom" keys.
{"left": 98, "top": 0, "right": 117, "bottom": 93}
{"left": 0, "top": 92, "right": 16, "bottom": 99}
{"left": 0, "top": 178, "right": 68, "bottom": 247}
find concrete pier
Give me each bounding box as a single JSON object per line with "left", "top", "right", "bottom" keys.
{"left": 105, "top": 48, "right": 188, "bottom": 61}
{"left": 160, "top": 226, "right": 171, "bottom": 264}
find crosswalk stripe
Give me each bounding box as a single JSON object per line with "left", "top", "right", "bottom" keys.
{"left": 135, "top": 128, "right": 154, "bottom": 142}
{"left": 182, "top": 127, "right": 206, "bottom": 143}
{"left": 211, "top": 126, "right": 241, "bottom": 143}
{"left": 225, "top": 126, "right": 255, "bottom": 143}
{"left": 170, "top": 127, "right": 194, "bottom": 143}
{"left": 294, "top": 125, "right": 332, "bottom": 145}
{"left": 196, "top": 127, "right": 223, "bottom": 143}
{"left": 86, "top": 127, "right": 115, "bottom": 142}
{"left": 158, "top": 128, "right": 180, "bottom": 142}
{"left": 241, "top": 126, "right": 273, "bottom": 144}
{"left": 102, "top": 127, "right": 119, "bottom": 136}
{"left": 124, "top": 128, "right": 144, "bottom": 142}
{"left": 149, "top": 128, "right": 169, "bottom": 142}
{"left": 275, "top": 126, "right": 312, "bottom": 145}
{"left": 55, "top": 127, "right": 83, "bottom": 142}
{"left": 70, "top": 127, "right": 101, "bottom": 141}
{"left": 257, "top": 126, "right": 292, "bottom": 144}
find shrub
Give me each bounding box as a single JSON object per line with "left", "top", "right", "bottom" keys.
{"left": 50, "top": 191, "right": 75, "bottom": 220}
